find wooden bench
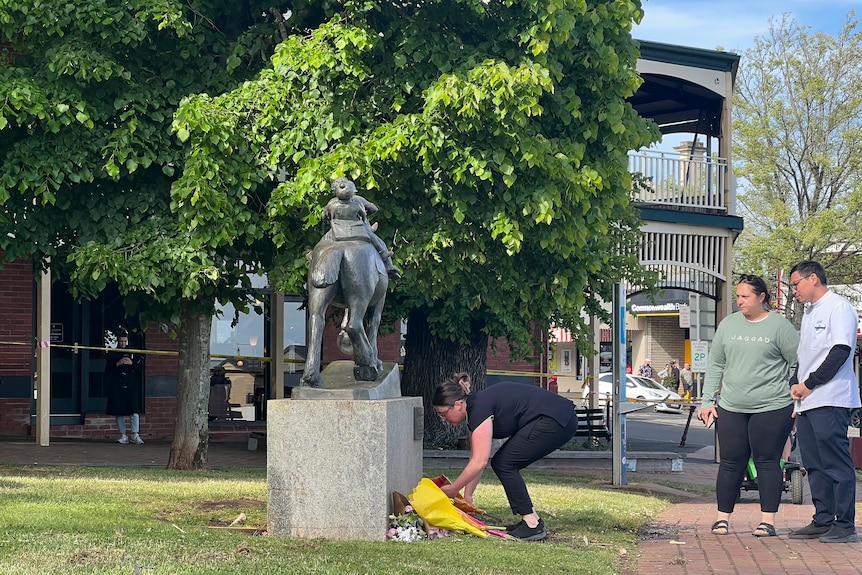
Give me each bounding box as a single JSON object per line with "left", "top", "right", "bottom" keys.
{"left": 573, "top": 407, "right": 611, "bottom": 439}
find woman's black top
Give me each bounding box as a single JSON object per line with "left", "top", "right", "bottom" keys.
{"left": 465, "top": 382, "right": 574, "bottom": 439}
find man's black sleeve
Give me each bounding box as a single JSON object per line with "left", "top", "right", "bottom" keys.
{"left": 803, "top": 344, "right": 852, "bottom": 389}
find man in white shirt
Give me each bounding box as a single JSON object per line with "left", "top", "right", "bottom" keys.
{"left": 787, "top": 260, "right": 861, "bottom": 543}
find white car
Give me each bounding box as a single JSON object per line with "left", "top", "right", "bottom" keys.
{"left": 581, "top": 373, "right": 683, "bottom": 414}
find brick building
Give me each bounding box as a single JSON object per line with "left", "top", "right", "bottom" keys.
{"left": 0, "top": 261, "right": 545, "bottom": 442}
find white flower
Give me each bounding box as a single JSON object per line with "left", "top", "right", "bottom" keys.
{"left": 387, "top": 511, "right": 427, "bottom": 542}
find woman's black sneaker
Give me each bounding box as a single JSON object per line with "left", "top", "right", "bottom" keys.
{"left": 508, "top": 518, "right": 546, "bottom": 541}
{"left": 505, "top": 520, "right": 524, "bottom": 532}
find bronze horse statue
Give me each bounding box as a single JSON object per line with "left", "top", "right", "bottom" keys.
{"left": 300, "top": 237, "right": 389, "bottom": 387}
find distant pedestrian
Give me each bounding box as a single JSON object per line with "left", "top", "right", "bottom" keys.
{"left": 670, "top": 360, "right": 680, "bottom": 392}
{"left": 208, "top": 366, "right": 232, "bottom": 421}
{"left": 787, "top": 261, "right": 861, "bottom": 543}
{"left": 657, "top": 363, "right": 669, "bottom": 380}
{"left": 105, "top": 330, "right": 145, "bottom": 445}
{"left": 679, "top": 362, "right": 694, "bottom": 398}
{"left": 638, "top": 359, "right": 653, "bottom": 379}
{"left": 657, "top": 362, "right": 673, "bottom": 388}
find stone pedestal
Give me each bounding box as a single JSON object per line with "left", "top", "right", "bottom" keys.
{"left": 267, "top": 362, "right": 423, "bottom": 540}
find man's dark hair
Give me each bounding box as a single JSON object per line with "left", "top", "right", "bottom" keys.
{"left": 790, "top": 260, "right": 827, "bottom": 286}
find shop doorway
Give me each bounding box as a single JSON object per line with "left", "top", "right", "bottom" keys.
{"left": 43, "top": 282, "right": 137, "bottom": 424}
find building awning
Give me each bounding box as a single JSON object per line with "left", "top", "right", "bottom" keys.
{"left": 550, "top": 328, "right": 620, "bottom": 343}
{"left": 550, "top": 327, "right": 572, "bottom": 343}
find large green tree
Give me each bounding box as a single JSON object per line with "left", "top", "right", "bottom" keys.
{"left": 733, "top": 12, "right": 862, "bottom": 321}
{"left": 173, "top": 0, "right": 658, "bottom": 443}
{"left": 0, "top": 0, "right": 288, "bottom": 468}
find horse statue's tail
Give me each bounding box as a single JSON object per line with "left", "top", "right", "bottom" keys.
{"left": 310, "top": 245, "right": 344, "bottom": 288}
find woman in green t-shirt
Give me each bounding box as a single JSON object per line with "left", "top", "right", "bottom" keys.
{"left": 698, "top": 274, "right": 799, "bottom": 538}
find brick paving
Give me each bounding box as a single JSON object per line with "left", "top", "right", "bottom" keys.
{"left": 636, "top": 447, "right": 862, "bottom": 575}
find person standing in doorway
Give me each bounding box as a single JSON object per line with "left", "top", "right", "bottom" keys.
{"left": 105, "top": 330, "right": 145, "bottom": 444}
{"left": 787, "top": 260, "right": 861, "bottom": 543}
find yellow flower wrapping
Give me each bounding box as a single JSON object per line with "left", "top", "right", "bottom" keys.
{"left": 406, "top": 478, "right": 488, "bottom": 538}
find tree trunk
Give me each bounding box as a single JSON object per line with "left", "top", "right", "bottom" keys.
{"left": 402, "top": 309, "right": 487, "bottom": 448}
{"left": 166, "top": 307, "right": 211, "bottom": 470}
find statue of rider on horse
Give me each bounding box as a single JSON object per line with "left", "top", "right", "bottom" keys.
{"left": 301, "top": 178, "right": 400, "bottom": 387}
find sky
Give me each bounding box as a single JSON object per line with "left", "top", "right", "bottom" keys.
{"left": 634, "top": 0, "right": 860, "bottom": 53}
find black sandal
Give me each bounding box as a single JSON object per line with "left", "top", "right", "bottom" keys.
{"left": 711, "top": 519, "right": 729, "bottom": 535}
{"left": 753, "top": 522, "right": 776, "bottom": 537}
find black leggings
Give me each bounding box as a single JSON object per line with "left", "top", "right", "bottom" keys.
{"left": 715, "top": 404, "right": 795, "bottom": 514}
{"left": 491, "top": 415, "right": 578, "bottom": 516}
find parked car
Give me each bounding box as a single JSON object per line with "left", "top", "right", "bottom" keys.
{"left": 581, "top": 373, "right": 683, "bottom": 414}
{"left": 629, "top": 375, "right": 685, "bottom": 413}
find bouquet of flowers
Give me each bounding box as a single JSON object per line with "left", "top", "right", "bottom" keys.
{"left": 430, "top": 475, "right": 486, "bottom": 515}
{"left": 407, "top": 478, "right": 493, "bottom": 538}
{"left": 388, "top": 490, "right": 449, "bottom": 542}
{"left": 387, "top": 505, "right": 426, "bottom": 542}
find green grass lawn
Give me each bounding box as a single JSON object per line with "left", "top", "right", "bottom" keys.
{"left": 0, "top": 465, "right": 688, "bottom": 575}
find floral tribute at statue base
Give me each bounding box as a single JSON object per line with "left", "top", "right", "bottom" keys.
{"left": 388, "top": 491, "right": 449, "bottom": 542}
{"left": 387, "top": 477, "right": 510, "bottom": 541}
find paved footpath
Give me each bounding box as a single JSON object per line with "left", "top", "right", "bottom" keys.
{"left": 0, "top": 438, "right": 266, "bottom": 468}
{"left": 639, "top": 499, "right": 862, "bottom": 575}
{"left": 636, "top": 447, "right": 862, "bottom": 575}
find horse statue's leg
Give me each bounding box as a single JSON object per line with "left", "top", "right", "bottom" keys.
{"left": 336, "top": 309, "right": 353, "bottom": 355}
{"left": 364, "top": 278, "right": 387, "bottom": 373}
{"left": 301, "top": 283, "right": 336, "bottom": 388}
{"left": 363, "top": 306, "right": 384, "bottom": 373}
{"left": 343, "top": 295, "right": 378, "bottom": 381}
{"left": 340, "top": 244, "right": 388, "bottom": 381}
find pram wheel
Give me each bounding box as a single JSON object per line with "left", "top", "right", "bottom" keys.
{"left": 790, "top": 468, "right": 804, "bottom": 505}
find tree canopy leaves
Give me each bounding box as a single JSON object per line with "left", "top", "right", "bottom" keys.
{"left": 0, "top": 0, "right": 300, "bottom": 468}
{"left": 0, "top": 0, "right": 288, "bottom": 321}
{"left": 173, "top": 0, "right": 659, "bottom": 358}
{"left": 2, "top": 0, "right": 661, "bottom": 453}
{"left": 733, "top": 12, "right": 862, "bottom": 307}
